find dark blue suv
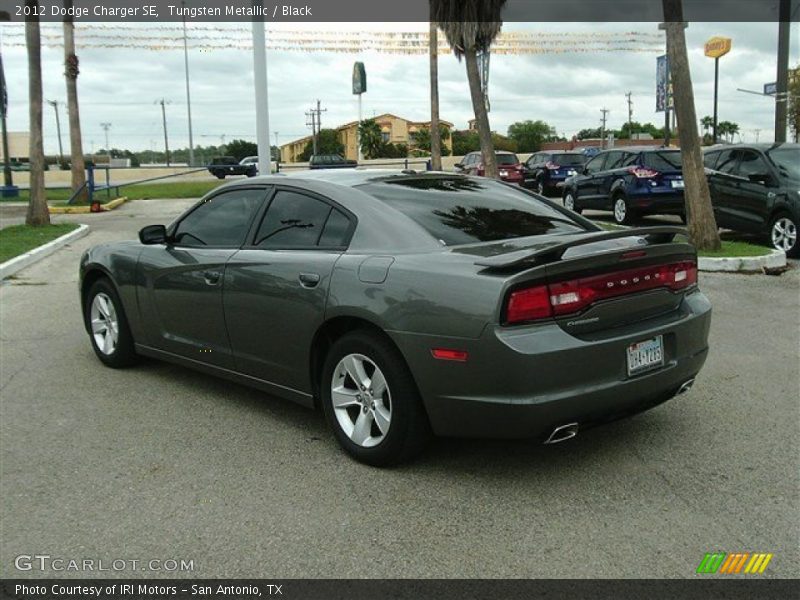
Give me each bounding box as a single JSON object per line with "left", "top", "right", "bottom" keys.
{"left": 522, "top": 151, "right": 587, "bottom": 196}
{"left": 562, "top": 147, "right": 686, "bottom": 224}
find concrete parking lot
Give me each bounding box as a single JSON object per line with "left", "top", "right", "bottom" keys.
{"left": 1, "top": 199, "right": 798, "bottom": 579}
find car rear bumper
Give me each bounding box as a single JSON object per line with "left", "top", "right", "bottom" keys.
{"left": 628, "top": 188, "right": 685, "bottom": 214}
{"left": 392, "top": 289, "right": 711, "bottom": 440}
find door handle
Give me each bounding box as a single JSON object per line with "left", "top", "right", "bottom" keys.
{"left": 298, "top": 272, "right": 320, "bottom": 288}
{"left": 204, "top": 270, "right": 221, "bottom": 285}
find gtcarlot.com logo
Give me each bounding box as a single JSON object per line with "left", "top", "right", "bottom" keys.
{"left": 696, "top": 552, "right": 773, "bottom": 575}
{"left": 14, "top": 554, "right": 195, "bottom": 572}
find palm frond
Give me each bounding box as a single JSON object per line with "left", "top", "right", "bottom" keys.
{"left": 431, "top": 0, "right": 506, "bottom": 59}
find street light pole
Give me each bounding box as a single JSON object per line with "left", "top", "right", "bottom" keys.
{"left": 775, "top": 0, "right": 790, "bottom": 143}
{"left": 182, "top": 0, "right": 195, "bottom": 166}
{"left": 157, "top": 98, "right": 171, "bottom": 166}
{"left": 251, "top": 1, "right": 271, "bottom": 176}
{"left": 47, "top": 100, "right": 64, "bottom": 164}
{"left": 100, "top": 122, "right": 111, "bottom": 164}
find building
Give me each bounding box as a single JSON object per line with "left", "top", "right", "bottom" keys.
{"left": 0, "top": 132, "right": 30, "bottom": 162}
{"left": 280, "top": 113, "right": 453, "bottom": 163}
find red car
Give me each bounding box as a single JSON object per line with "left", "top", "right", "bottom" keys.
{"left": 454, "top": 150, "right": 525, "bottom": 184}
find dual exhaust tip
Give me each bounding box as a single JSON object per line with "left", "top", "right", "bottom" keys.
{"left": 543, "top": 378, "right": 696, "bottom": 445}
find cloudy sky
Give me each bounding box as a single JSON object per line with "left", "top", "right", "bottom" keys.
{"left": 0, "top": 20, "right": 798, "bottom": 154}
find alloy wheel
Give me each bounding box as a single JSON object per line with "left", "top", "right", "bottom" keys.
{"left": 537, "top": 180, "right": 544, "bottom": 195}
{"left": 564, "top": 192, "right": 575, "bottom": 211}
{"left": 331, "top": 353, "right": 392, "bottom": 448}
{"left": 90, "top": 292, "right": 119, "bottom": 355}
{"left": 614, "top": 198, "right": 627, "bottom": 224}
{"left": 771, "top": 217, "right": 797, "bottom": 253}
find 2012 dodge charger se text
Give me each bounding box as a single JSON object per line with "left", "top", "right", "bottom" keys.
{"left": 79, "top": 170, "right": 711, "bottom": 466}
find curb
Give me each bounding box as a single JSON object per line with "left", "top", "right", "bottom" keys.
{"left": 698, "top": 248, "right": 786, "bottom": 273}
{"left": 0, "top": 224, "right": 90, "bottom": 280}
{"left": 49, "top": 196, "right": 128, "bottom": 214}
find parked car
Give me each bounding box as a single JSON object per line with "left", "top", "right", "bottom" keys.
{"left": 454, "top": 150, "right": 525, "bottom": 184}
{"left": 523, "top": 151, "right": 587, "bottom": 195}
{"left": 309, "top": 154, "right": 358, "bottom": 169}
{"left": 562, "top": 147, "right": 686, "bottom": 225}
{"left": 207, "top": 156, "right": 257, "bottom": 179}
{"left": 703, "top": 143, "right": 799, "bottom": 257}
{"left": 80, "top": 170, "right": 710, "bottom": 466}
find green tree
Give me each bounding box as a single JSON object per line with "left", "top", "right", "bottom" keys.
{"left": 452, "top": 130, "right": 480, "bottom": 156}
{"left": 700, "top": 115, "right": 713, "bottom": 136}
{"left": 576, "top": 127, "right": 602, "bottom": 140}
{"left": 507, "top": 120, "right": 555, "bottom": 152}
{"left": 717, "top": 121, "right": 740, "bottom": 143}
{"left": 433, "top": 0, "right": 506, "bottom": 179}
{"left": 358, "top": 119, "right": 383, "bottom": 159}
{"left": 225, "top": 139, "right": 258, "bottom": 162}
{"left": 300, "top": 128, "right": 345, "bottom": 161}
{"left": 414, "top": 125, "right": 451, "bottom": 156}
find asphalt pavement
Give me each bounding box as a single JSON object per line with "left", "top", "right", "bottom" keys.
{"left": 0, "top": 199, "right": 798, "bottom": 579}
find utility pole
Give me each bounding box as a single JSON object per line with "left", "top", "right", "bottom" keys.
{"left": 100, "top": 122, "right": 111, "bottom": 164}
{"left": 181, "top": 0, "right": 194, "bottom": 166}
{"left": 305, "top": 108, "right": 317, "bottom": 155}
{"left": 775, "top": 0, "right": 790, "bottom": 142}
{"left": 251, "top": 9, "right": 271, "bottom": 177}
{"left": 625, "top": 92, "right": 633, "bottom": 139}
{"left": 156, "top": 98, "right": 171, "bottom": 166}
{"left": 47, "top": 100, "right": 64, "bottom": 164}
{"left": 600, "top": 108, "right": 609, "bottom": 149}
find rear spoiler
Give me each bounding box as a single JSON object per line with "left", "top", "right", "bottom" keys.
{"left": 474, "top": 226, "right": 688, "bottom": 269}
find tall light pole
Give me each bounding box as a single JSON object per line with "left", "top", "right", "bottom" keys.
{"left": 251, "top": 1, "right": 271, "bottom": 176}
{"left": 775, "top": 0, "right": 790, "bottom": 143}
{"left": 47, "top": 100, "right": 64, "bottom": 164}
{"left": 157, "top": 98, "right": 171, "bottom": 166}
{"left": 100, "top": 122, "right": 111, "bottom": 164}
{"left": 182, "top": 0, "right": 194, "bottom": 166}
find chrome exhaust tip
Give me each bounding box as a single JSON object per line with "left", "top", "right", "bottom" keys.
{"left": 544, "top": 422, "right": 579, "bottom": 444}
{"left": 677, "top": 378, "right": 696, "bottom": 395}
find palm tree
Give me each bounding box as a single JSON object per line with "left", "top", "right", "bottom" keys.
{"left": 429, "top": 20, "right": 442, "bottom": 171}
{"left": 662, "top": 0, "right": 719, "bottom": 251}
{"left": 432, "top": 0, "right": 506, "bottom": 179}
{"left": 63, "top": 0, "right": 87, "bottom": 203}
{"left": 25, "top": 0, "right": 49, "bottom": 226}
{"left": 700, "top": 115, "right": 713, "bottom": 136}
{"left": 358, "top": 119, "right": 382, "bottom": 159}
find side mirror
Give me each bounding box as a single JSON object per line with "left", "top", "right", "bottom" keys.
{"left": 748, "top": 173, "right": 771, "bottom": 186}
{"left": 453, "top": 163, "right": 463, "bottom": 169}
{"left": 139, "top": 224, "right": 168, "bottom": 245}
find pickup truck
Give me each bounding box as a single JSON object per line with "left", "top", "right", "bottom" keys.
{"left": 207, "top": 156, "right": 257, "bottom": 179}
{"left": 308, "top": 154, "right": 358, "bottom": 169}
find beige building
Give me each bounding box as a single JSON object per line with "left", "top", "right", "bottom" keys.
{"left": 280, "top": 113, "right": 453, "bottom": 163}
{"left": 0, "top": 132, "right": 30, "bottom": 162}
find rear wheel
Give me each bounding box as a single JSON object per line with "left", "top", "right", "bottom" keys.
{"left": 85, "top": 278, "right": 139, "bottom": 368}
{"left": 536, "top": 178, "right": 545, "bottom": 196}
{"left": 770, "top": 213, "right": 799, "bottom": 257}
{"left": 215, "top": 172, "right": 226, "bottom": 180}
{"left": 563, "top": 190, "right": 581, "bottom": 214}
{"left": 613, "top": 195, "right": 636, "bottom": 225}
{"left": 321, "top": 331, "right": 430, "bottom": 466}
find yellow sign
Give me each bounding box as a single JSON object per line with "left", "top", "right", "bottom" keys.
{"left": 704, "top": 37, "right": 732, "bottom": 58}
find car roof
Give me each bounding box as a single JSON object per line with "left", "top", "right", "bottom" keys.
{"left": 704, "top": 143, "right": 799, "bottom": 151}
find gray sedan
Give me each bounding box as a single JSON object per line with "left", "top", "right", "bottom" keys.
{"left": 79, "top": 170, "right": 711, "bottom": 465}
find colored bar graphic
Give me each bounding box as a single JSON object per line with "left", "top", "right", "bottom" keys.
{"left": 700, "top": 552, "right": 774, "bottom": 575}
{"left": 697, "top": 553, "right": 727, "bottom": 574}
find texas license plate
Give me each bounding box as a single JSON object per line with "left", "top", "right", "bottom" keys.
{"left": 626, "top": 335, "right": 664, "bottom": 376}
{"left": 671, "top": 179, "right": 685, "bottom": 189}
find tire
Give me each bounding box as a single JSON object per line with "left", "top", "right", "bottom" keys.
{"left": 613, "top": 194, "right": 636, "bottom": 225}
{"left": 563, "top": 190, "right": 582, "bottom": 214}
{"left": 769, "top": 212, "right": 799, "bottom": 258}
{"left": 85, "top": 278, "right": 139, "bottom": 368}
{"left": 536, "top": 178, "right": 545, "bottom": 196}
{"left": 215, "top": 173, "right": 226, "bottom": 180}
{"left": 321, "top": 331, "right": 431, "bottom": 466}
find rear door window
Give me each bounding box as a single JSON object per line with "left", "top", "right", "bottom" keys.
{"left": 357, "top": 177, "right": 585, "bottom": 246}
{"left": 715, "top": 150, "right": 739, "bottom": 175}
{"left": 584, "top": 153, "right": 607, "bottom": 174}
{"left": 254, "top": 190, "right": 338, "bottom": 249}
{"left": 734, "top": 150, "right": 769, "bottom": 179}
{"left": 603, "top": 151, "right": 626, "bottom": 170}
{"left": 704, "top": 151, "right": 721, "bottom": 169}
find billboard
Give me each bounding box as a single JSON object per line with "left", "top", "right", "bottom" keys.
{"left": 352, "top": 61, "right": 366, "bottom": 95}
{"left": 704, "top": 37, "right": 732, "bottom": 59}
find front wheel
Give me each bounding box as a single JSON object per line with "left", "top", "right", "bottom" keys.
{"left": 563, "top": 190, "right": 582, "bottom": 214}
{"left": 85, "top": 278, "right": 139, "bottom": 368}
{"left": 770, "top": 213, "right": 799, "bottom": 258}
{"left": 321, "top": 331, "right": 431, "bottom": 466}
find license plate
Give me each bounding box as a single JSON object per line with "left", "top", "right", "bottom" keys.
{"left": 626, "top": 335, "right": 664, "bottom": 376}
{"left": 499, "top": 170, "right": 508, "bottom": 177}
{"left": 567, "top": 170, "right": 577, "bottom": 176}
{"left": 671, "top": 179, "right": 685, "bottom": 189}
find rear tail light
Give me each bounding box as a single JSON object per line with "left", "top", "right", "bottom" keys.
{"left": 627, "top": 166, "right": 660, "bottom": 179}
{"left": 545, "top": 161, "right": 560, "bottom": 170}
{"left": 504, "top": 260, "right": 697, "bottom": 324}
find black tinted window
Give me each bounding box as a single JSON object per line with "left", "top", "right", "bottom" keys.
{"left": 704, "top": 151, "right": 720, "bottom": 169}
{"left": 643, "top": 151, "right": 682, "bottom": 171}
{"left": 585, "top": 154, "right": 607, "bottom": 173}
{"left": 255, "top": 190, "right": 333, "bottom": 248}
{"left": 318, "top": 209, "right": 351, "bottom": 247}
{"left": 173, "top": 189, "right": 263, "bottom": 247}
{"left": 604, "top": 152, "right": 626, "bottom": 169}
{"left": 716, "top": 150, "right": 739, "bottom": 175}
{"left": 357, "top": 177, "right": 585, "bottom": 246}
{"left": 551, "top": 154, "right": 585, "bottom": 166}
{"left": 735, "top": 151, "right": 769, "bottom": 178}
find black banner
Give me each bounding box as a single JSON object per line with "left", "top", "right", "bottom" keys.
{"left": 1, "top": 0, "right": 798, "bottom": 23}
{"left": 2, "top": 580, "right": 799, "bottom": 600}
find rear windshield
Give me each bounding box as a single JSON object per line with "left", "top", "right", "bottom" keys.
{"left": 551, "top": 154, "right": 586, "bottom": 166}
{"left": 496, "top": 154, "right": 520, "bottom": 165}
{"left": 642, "top": 151, "right": 682, "bottom": 171}
{"left": 357, "top": 176, "right": 585, "bottom": 246}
